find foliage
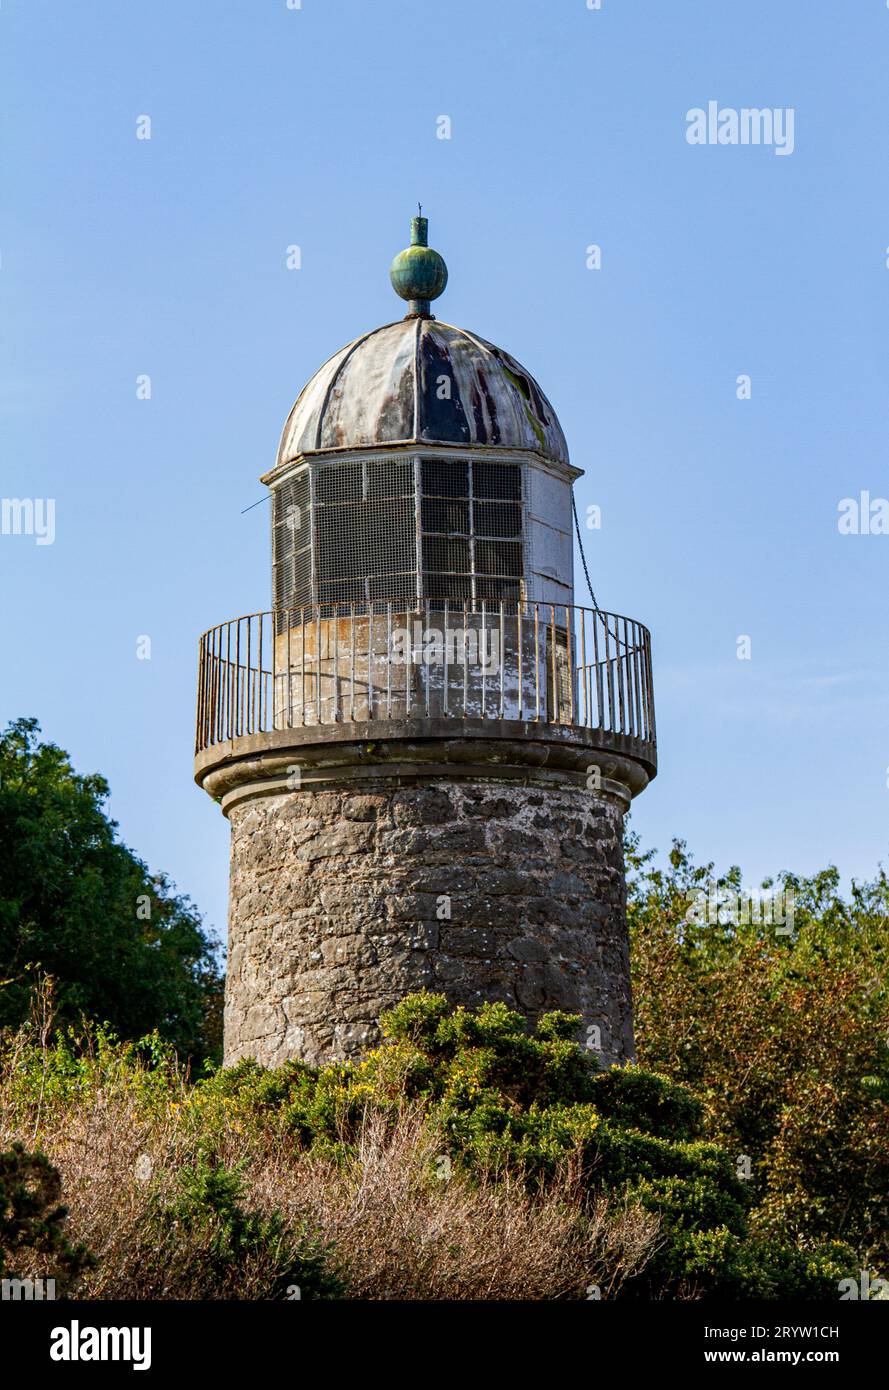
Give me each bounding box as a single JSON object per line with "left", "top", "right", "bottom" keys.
{"left": 0, "top": 1143, "right": 92, "bottom": 1293}
{"left": 0, "top": 718, "right": 223, "bottom": 1064}
{"left": 144, "top": 1158, "right": 343, "bottom": 1300}
{"left": 627, "top": 833, "right": 889, "bottom": 1273}
{"left": 0, "top": 986, "right": 868, "bottom": 1299}
{"left": 0, "top": 721, "right": 883, "bottom": 1301}
{"left": 199, "top": 992, "right": 858, "bottom": 1299}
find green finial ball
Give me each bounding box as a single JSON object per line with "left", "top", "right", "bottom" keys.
{"left": 389, "top": 214, "right": 448, "bottom": 314}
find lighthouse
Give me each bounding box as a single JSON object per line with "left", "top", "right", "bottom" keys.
{"left": 194, "top": 216, "right": 657, "bottom": 1068}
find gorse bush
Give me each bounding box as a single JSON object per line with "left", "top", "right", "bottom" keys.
{"left": 0, "top": 1016, "right": 659, "bottom": 1300}
{"left": 144, "top": 1158, "right": 343, "bottom": 1300}
{"left": 0, "top": 987, "right": 872, "bottom": 1299}
{"left": 203, "top": 992, "right": 859, "bottom": 1300}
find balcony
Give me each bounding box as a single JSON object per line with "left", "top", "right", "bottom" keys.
{"left": 195, "top": 601, "right": 656, "bottom": 785}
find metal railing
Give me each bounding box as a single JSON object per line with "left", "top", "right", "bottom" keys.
{"left": 195, "top": 601, "right": 656, "bottom": 764}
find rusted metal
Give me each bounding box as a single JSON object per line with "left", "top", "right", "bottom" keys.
{"left": 386, "top": 603, "right": 392, "bottom": 718}
{"left": 443, "top": 599, "right": 450, "bottom": 716}
{"left": 195, "top": 602, "right": 657, "bottom": 773}
{"left": 517, "top": 601, "right": 524, "bottom": 722}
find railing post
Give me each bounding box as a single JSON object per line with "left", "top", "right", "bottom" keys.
{"left": 349, "top": 602, "right": 356, "bottom": 722}
{"left": 286, "top": 611, "right": 292, "bottom": 730}
{"left": 386, "top": 603, "right": 392, "bottom": 718}
{"left": 258, "top": 612, "right": 264, "bottom": 732}
{"left": 244, "top": 619, "right": 252, "bottom": 735}
{"left": 533, "top": 603, "right": 540, "bottom": 721}
{"left": 579, "top": 608, "right": 587, "bottom": 727}
{"left": 315, "top": 607, "right": 321, "bottom": 724}
{"left": 405, "top": 602, "right": 413, "bottom": 719}
{"left": 366, "top": 601, "right": 374, "bottom": 720}
{"left": 604, "top": 614, "right": 614, "bottom": 731}
{"left": 238, "top": 621, "right": 242, "bottom": 738}
{"left": 332, "top": 605, "right": 339, "bottom": 722}
{"left": 211, "top": 627, "right": 220, "bottom": 746}
{"left": 565, "top": 604, "right": 573, "bottom": 726}
{"left": 634, "top": 618, "right": 641, "bottom": 738}
{"left": 442, "top": 599, "right": 449, "bottom": 716}
{"left": 480, "top": 601, "right": 487, "bottom": 718}
{"left": 517, "top": 600, "right": 524, "bottom": 722}
{"left": 195, "top": 638, "right": 204, "bottom": 753}
{"left": 193, "top": 605, "right": 656, "bottom": 770}
{"left": 616, "top": 614, "right": 626, "bottom": 734}
{"left": 499, "top": 601, "right": 505, "bottom": 720}
{"left": 299, "top": 607, "right": 306, "bottom": 726}
{"left": 462, "top": 600, "right": 469, "bottom": 717}
{"left": 423, "top": 600, "right": 430, "bottom": 717}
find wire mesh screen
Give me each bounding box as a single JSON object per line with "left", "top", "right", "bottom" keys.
{"left": 315, "top": 457, "right": 416, "bottom": 608}
{"left": 273, "top": 456, "right": 418, "bottom": 616}
{"left": 272, "top": 453, "right": 527, "bottom": 615}
{"left": 272, "top": 469, "right": 312, "bottom": 614}
{"left": 420, "top": 457, "right": 523, "bottom": 606}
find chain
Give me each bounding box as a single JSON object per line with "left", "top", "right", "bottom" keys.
{"left": 571, "top": 489, "right": 601, "bottom": 611}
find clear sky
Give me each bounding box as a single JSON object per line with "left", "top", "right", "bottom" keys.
{"left": 2, "top": 0, "right": 887, "bottom": 949}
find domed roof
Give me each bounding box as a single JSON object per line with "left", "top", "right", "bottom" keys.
{"left": 276, "top": 318, "right": 569, "bottom": 469}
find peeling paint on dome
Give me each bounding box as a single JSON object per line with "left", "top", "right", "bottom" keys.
{"left": 276, "top": 319, "right": 569, "bottom": 468}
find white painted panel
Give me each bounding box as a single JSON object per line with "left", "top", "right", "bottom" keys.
{"left": 527, "top": 463, "right": 572, "bottom": 533}
{"left": 527, "top": 572, "right": 573, "bottom": 607}
{"left": 528, "top": 516, "right": 573, "bottom": 583}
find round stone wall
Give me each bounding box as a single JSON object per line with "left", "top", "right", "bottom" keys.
{"left": 223, "top": 777, "right": 634, "bottom": 1068}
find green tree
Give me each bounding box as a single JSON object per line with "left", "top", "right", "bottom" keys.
{"left": 626, "top": 832, "right": 889, "bottom": 1272}
{"left": 0, "top": 718, "right": 222, "bottom": 1064}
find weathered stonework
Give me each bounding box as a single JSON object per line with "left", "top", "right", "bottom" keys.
{"left": 195, "top": 246, "right": 660, "bottom": 1072}
{"left": 220, "top": 765, "right": 635, "bottom": 1068}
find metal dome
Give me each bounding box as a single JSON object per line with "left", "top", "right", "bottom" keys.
{"left": 276, "top": 318, "right": 570, "bottom": 469}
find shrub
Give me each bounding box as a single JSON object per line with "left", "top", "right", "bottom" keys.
{"left": 0, "top": 990, "right": 866, "bottom": 1299}
{"left": 627, "top": 835, "right": 889, "bottom": 1270}
{"left": 0, "top": 1143, "right": 92, "bottom": 1294}
{"left": 372, "top": 994, "right": 859, "bottom": 1298}
{"left": 142, "top": 1158, "right": 343, "bottom": 1300}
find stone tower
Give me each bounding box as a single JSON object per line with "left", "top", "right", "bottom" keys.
{"left": 195, "top": 216, "right": 656, "bottom": 1069}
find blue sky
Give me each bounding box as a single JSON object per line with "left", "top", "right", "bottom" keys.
{"left": 2, "top": 0, "right": 888, "bottom": 948}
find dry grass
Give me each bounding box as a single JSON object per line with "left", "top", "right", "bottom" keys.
{"left": 0, "top": 1036, "right": 659, "bottom": 1300}
{"left": 251, "top": 1110, "right": 659, "bottom": 1300}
